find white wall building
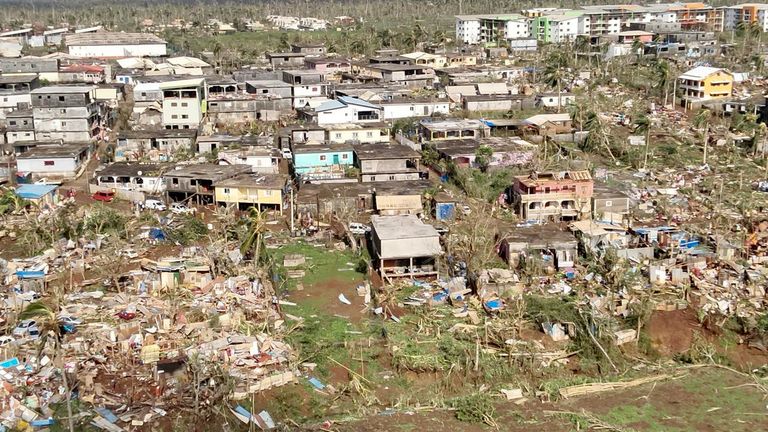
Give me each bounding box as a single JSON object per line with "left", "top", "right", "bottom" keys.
{"left": 456, "top": 16, "right": 482, "bottom": 44}
{"left": 312, "top": 97, "right": 383, "bottom": 126}
{"left": 380, "top": 99, "right": 451, "bottom": 120}
{"left": 64, "top": 32, "right": 167, "bottom": 58}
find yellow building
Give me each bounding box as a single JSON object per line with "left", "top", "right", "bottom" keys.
{"left": 401, "top": 52, "right": 449, "bottom": 68}
{"left": 445, "top": 53, "right": 478, "bottom": 67}
{"left": 214, "top": 173, "right": 289, "bottom": 212}
{"left": 324, "top": 123, "right": 390, "bottom": 144}
{"left": 679, "top": 66, "right": 733, "bottom": 110}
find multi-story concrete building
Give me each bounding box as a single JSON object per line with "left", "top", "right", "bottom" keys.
{"left": 678, "top": 66, "right": 733, "bottom": 109}
{"left": 510, "top": 170, "right": 594, "bottom": 221}
{"left": 160, "top": 78, "right": 205, "bottom": 129}
{"left": 456, "top": 3, "right": 725, "bottom": 44}
{"left": 30, "top": 86, "right": 101, "bottom": 142}
{"left": 723, "top": 3, "right": 768, "bottom": 31}
{"left": 0, "top": 75, "right": 38, "bottom": 121}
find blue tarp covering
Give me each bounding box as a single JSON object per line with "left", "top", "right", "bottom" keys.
{"left": 0, "top": 358, "right": 20, "bottom": 369}
{"left": 149, "top": 228, "right": 167, "bottom": 240}
{"left": 16, "top": 184, "right": 57, "bottom": 199}
{"left": 436, "top": 202, "right": 455, "bottom": 221}
{"left": 16, "top": 270, "right": 45, "bottom": 279}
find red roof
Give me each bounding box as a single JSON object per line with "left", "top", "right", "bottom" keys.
{"left": 60, "top": 64, "right": 104, "bottom": 73}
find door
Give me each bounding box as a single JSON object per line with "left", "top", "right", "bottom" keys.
{"left": 333, "top": 154, "right": 340, "bottom": 165}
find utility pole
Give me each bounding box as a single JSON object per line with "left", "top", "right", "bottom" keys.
{"left": 290, "top": 185, "right": 295, "bottom": 234}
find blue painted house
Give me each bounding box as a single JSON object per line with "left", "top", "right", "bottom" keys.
{"left": 292, "top": 144, "right": 354, "bottom": 181}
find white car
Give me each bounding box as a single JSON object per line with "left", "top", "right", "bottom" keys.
{"left": 170, "top": 203, "right": 196, "bottom": 215}
{"left": 13, "top": 320, "right": 38, "bottom": 338}
{"left": 0, "top": 336, "right": 14, "bottom": 347}
{"left": 281, "top": 148, "right": 292, "bottom": 159}
{"left": 58, "top": 316, "right": 83, "bottom": 326}
{"left": 349, "top": 222, "right": 371, "bottom": 235}
{"left": 144, "top": 199, "right": 167, "bottom": 211}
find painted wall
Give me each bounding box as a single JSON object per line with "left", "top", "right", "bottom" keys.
{"left": 215, "top": 186, "right": 283, "bottom": 206}
{"left": 294, "top": 150, "right": 353, "bottom": 173}
{"left": 68, "top": 43, "right": 167, "bottom": 57}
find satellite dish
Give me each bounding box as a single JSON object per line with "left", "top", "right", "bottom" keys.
{"left": 137, "top": 170, "right": 143, "bottom": 176}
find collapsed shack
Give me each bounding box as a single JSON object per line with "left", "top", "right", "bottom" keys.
{"left": 498, "top": 224, "right": 578, "bottom": 274}
{"left": 0, "top": 242, "right": 298, "bottom": 430}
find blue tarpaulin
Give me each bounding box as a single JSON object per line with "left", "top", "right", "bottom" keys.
{"left": 149, "top": 228, "right": 167, "bottom": 240}
{"left": 16, "top": 270, "right": 45, "bottom": 279}
{"left": 308, "top": 377, "right": 325, "bottom": 390}
{"left": 0, "top": 358, "right": 19, "bottom": 369}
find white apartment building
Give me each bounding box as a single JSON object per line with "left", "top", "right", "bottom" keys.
{"left": 723, "top": 4, "right": 768, "bottom": 32}
{"left": 159, "top": 78, "right": 205, "bottom": 130}
{"left": 456, "top": 16, "right": 482, "bottom": 44}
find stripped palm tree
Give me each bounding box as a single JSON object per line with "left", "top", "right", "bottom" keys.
{"left": 693, "top": 108, "right": 713, "bottom": 165}
{"left": 20, "top": 301, "right": 74, "bottom": 432}
{"left": 633, "top": 114, "right": 652, "bottom": 169}
{"left": 240, "top": 206, "right": 266, "bottom": 264}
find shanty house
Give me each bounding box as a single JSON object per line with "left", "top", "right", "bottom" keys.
{"left": 214, "top": 173, "right": 290, "bottom": 212}
{"left": 15, "top": 143, "right": 91, "bottom": 179}
{"left": 371, "top": 215, "right": 442, "bottom": 281}
{"left": 164, "top": 164, "right": 251, "bottom": 204}
{"left": 293, "top": 144, "right": 354, "bottom": 182}
{"left": 353, "top": 143, "right": 422, "bottom": 182}
{"left": 95, "top": 163, "right": 170, "bottom": 194}
{"left": 498, "top": 224, "right": 578, "bottom": 271}
{"left": 308, "top": 97, "right": 383, "bottom": 126}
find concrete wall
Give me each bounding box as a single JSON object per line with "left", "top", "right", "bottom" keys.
{"left": 359, "top": 158, "right": 407, "bottom": 173}
{"left": 362, "top": 172, "right": 420, "bottom": 182}
{"left": 68, "top": 43, "right": 167, "bottom": 57}
{"left": 382, "top": 102, "right": 449, "bottom": 120}
{"left": 17, "top": 156, "right": 81, "bottom": 178}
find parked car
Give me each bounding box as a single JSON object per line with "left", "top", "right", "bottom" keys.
{"left": 281, "top": 148, "right": 292, "bottom": 159}
{"left": 144, "top": 199, "right": 167, "bottom": 211}
{"left": 170, "top": 203, "right": 196, "bottom": 215}
{"left": 92, "top": 191, "right": 116, "bottom": 202}
{"left": 349, "top": 222, "right": 371, "bottom": 235}
{"left": 0, "top": 336, "right": 15, "bottom": 347}
{"left": 461, "top": 205, "right": 472, "bottom": 215}
{"left": 58, "top": 316, "right": 83, "bottom": 326}
{"left": 432, "top": 225, "right": 449, "bottom": 235}
{"left": 12, "top": 319, "right": 38, "bottom": 337}
{"left": 117, "top": 311, "right": 136, "bottom": 320}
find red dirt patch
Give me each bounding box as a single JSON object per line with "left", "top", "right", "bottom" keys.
{"left": 295, "top": 277, "right": 369, "bottom": 323}
{"left": 646, "top": 309, "right": 702, "bottom": 356}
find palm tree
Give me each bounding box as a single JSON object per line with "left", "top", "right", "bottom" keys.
{"left": 376, "top": 29, "right": 395, "bottom": 49}
{"left": 542, "top": 52, "right": 571, "bottom": 113}
{"left": 633, "top": 114, "right": 652, "bottom": 169}
{"left": 240, "top": 206, "right": 266, "bottom": 263}
{"left": 653, "top": 60, "right": 671, "bottom": 106}
{"left": 693, "top": 108, "right": 713, "bottom": 165}
{"left": 583, "top": 111, "right": 617, "bottom": 162}
{"left": 20, "top": 301, "right": 74, "bottom": 432}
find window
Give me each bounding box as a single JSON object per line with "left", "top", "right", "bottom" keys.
{"left": 171, "top": 102, "right": 178, "bottom": 107}
{"left": 389, "top": 175, "right": 396, "bottom": 180}
{"left": 171, "top": 114, "right": 178, "bottom": 119}
{"left": 335, "top": 133, "right": 342, "bottom": 139}
{"left": 2, "top": 98, "right": 6, "bottom": 102}
{"left": 9, "top": 121, "right": 16, "bottom": 126}
{"left": 366, "top": 132, "right": 373, "bottom": 138}
{"left": 181, "top": 114, "right": 188, "bottom": 119}
{"left": 370, "top": 176, "right": 376, "bottom": 181}
{"left": 60, "top": 109, "right": 66, "bottom": 114}
{"left": 172, "top": 178, "right": 179, "bottom": 185}
{"left": 342, "top": 154, "right": 348, "bottom": 159}
{"left": 352, "top": 132, "right": 359, "bottom": 138}
{"left": 319, "top": 155, "right": 327, "bottom": 161}
{"left": 141, "top": 92, "right": 147, "bottom": 97}
{"left": 58, "top": 96, "right": 65, "bottom": 101}
{"left": 223, "top": 188, "right": 230, "bottom": 194}
{"left": 61, "top": 121, "right": 67, "bottom": 126}
{"left": 181, "top": 102, "right": 188, "bottom": 107}
{"left": 44, "top": 160, "right": 55, "bottom": 166}
{"left": 263, "top": 190, "right": 272, "bottom": 196}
